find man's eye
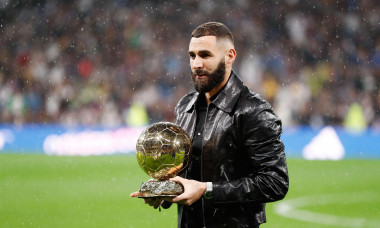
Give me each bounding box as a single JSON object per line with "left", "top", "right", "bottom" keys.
{"left": 201, "top": 53, "right": 210, "bottom": 58}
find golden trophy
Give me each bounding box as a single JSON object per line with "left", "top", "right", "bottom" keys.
{"left": 135, "top": 122, "right": 191, "bottom": 197}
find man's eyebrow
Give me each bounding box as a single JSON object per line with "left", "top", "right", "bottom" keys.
{"left": 188, "top": 50, "right": 213, "bottom": 55}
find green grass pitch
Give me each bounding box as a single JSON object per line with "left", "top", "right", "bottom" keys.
{"left": 1, "top": 154, "right": 379, "bottom": 228}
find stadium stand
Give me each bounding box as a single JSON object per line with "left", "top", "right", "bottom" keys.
{"left": 1, "top": 0, "right": 379, "bottom": 128}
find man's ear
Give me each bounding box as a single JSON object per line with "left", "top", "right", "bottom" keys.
{"left": 225, "top": 49, "right": 236, "bottom": 67}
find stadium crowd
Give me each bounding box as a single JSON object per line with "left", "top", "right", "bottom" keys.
{"left": 1, "top": 0, "right": 380, "bottom": 128}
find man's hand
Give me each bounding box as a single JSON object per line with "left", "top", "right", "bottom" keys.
{"left": 169, "top": 176, "right": 206, "bottom": 206}
{"left": 130, "top": 192, "right": 164, "bottom": 209}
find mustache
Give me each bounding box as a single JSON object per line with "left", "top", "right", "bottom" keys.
{"left": 192, "top": 69, "right": 209, "bottom": 76}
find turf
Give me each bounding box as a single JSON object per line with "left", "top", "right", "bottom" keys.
{"left": 0, "top": 154, "right": 379, "bottom": 228}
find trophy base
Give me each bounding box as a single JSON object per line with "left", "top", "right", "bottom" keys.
{"left": 138, "top": 180, "right": 184, "bottom": 198}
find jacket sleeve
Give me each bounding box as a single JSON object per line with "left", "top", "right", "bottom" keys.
{"left": 211, "top": 103, "right": 289, "bottom": 204}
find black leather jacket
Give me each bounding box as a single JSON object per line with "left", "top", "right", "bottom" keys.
{"left": 174, "top": 71, "right": 289, "bottom": 228}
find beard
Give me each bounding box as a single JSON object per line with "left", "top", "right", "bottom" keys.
{"left": 191, "top": 60, "right": 226, "bottom": 93}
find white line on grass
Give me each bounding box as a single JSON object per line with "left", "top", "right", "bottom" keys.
{"left": 274, "top": 191, "right": 380, "bottom": 227}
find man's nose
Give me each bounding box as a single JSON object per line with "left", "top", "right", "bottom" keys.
{"left": 193, "top": 56, "right": 203, "bottom": 68}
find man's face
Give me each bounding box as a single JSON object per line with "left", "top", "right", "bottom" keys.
{"left": 188, "top": 36, "right": 227, "bottom": 93}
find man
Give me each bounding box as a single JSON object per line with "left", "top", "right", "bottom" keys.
{"left": 131, "top": 22, "right": 289, "bottom": 228}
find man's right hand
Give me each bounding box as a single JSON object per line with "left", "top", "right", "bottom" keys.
{"left": 130, "top": 192, "right": 165, "bottom": 209}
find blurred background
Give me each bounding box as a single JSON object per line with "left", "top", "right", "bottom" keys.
{"left": 1, "top": 0, "right": 380, "bottom": 128}
{"left": 1, "top": 0, "right": 380, "bottom": 157}
{"left": 1, "top": 0, "right": 380, "bottom": 227}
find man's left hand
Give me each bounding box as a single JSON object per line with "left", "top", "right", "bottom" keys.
{"left": 168, "top": 176, "right": 206, "bottom": 206}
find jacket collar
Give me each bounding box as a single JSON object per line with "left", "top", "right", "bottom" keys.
{"left": 184, "top": 70, "right": 243, "bottom": 113}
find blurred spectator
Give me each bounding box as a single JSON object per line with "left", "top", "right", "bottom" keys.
{"left": 0, "top": 0, "right": 379, "bottom": 128}
{"left": 343, "top": 102, "right": 367, "bottom": 131}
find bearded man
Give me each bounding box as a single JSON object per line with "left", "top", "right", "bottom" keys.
{"left": 132, "top": 22, "right": 289, "bottom": 228}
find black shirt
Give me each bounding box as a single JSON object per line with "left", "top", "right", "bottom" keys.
{"left": 182, "top": 94, "right": 207, "bottom": 228}
{"left": 182, "top": 91, "right": 223, "bottom": 228}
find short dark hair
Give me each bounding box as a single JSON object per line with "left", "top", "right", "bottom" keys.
{"left": 191, "top": 22, "right": 234, "bottom": 44}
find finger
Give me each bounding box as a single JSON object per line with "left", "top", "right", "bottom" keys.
{"left": 171, "top": 193, "right": 186, "bottom": 203}
{"left": 171, "top": 198, "right": 187, "bottom": 205}
{"left": 170, "top": 176, "right": 183, "bottom": 181}
{"left": 130, "top": 192, "right": 142, "bottom": 197}
{"left": 148, "top": 201, "right": 159, "bottom": 207}
{"left": 185, "top": 199, "right": 194, "bottom": 206}
{"left": 150, "top": 199, "right": 163, "bottom": 208}
{"left": 169, "top": 176, "right": 184, "bottom": 184}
